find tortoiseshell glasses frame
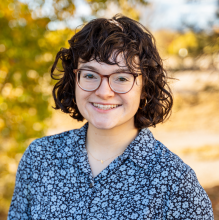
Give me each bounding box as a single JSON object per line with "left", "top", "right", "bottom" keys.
{"left": 73, "top": 68, "right": 142, "bottom": 94}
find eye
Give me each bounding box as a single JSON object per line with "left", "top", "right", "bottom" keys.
{"left": 80, "top": 70, "right": 98, "bottom": 80}
{"left": 117, "top": 77, "right": 128, "bottom": 82}
{"left": 115, "top": 75, "right": 130, "bottom": 82}
{"left": 84, "top": 74, "right": 96, "bottom": 79}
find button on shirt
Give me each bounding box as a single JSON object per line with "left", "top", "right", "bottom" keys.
{"left": 8, "top": 123, "right": 213, "bottom": 219}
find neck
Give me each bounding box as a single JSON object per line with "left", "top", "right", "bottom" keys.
{"left": 86, "top": 120, "right": 139, "bottom": 158}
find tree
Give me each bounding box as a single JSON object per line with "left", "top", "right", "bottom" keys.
{"left": 0, "top": 0, "right": 148, "bottom": 217}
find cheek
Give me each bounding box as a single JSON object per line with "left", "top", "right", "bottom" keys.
{"left": 128, "top": 83, "right": 142, "bottom": 111}
{"left": 75, "top": 85, "right": 92, "bottom": 115}
{"left": 75, "top": 86, "right": 81, "bottom": 104}
{"left": 122, "top": 91, "right": 141, "bottom": 112}
{"left": 75, "top": 85, "right": 86, "bottom": 102}
{"left": 75, "top": 86, "right": 86, "bottom": 112}
{"left": 75, "top": 84, "right": 81, "bottom": 94}
{"left": 132, "top": 80, "right": 143, "bottom": 102}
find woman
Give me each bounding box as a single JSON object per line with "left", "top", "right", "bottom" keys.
{"left": 8, "top": 15, "right": 213, "bottom": 219}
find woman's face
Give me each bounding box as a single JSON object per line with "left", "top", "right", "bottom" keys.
{"left": 75, "top": 54, "right": 143, "bottom": 130}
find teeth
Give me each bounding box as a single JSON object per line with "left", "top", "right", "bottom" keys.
{"left": 92, "top": 103, "right": 120, "bottom": 110}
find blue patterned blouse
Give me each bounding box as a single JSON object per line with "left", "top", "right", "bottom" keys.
{"left": 8, "top": 123, "right": 213, "bottom": 219}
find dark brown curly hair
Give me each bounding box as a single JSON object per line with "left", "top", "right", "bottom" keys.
{"left": 51, "top": 14, "right": 173, "bottom": 129}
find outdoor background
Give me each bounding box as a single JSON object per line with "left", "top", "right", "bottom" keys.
{"left": 0, "top": 0, "right": 219, "bottom": 219}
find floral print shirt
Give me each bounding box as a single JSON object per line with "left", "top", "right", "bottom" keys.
{"left": 8, "top": 123, "right": 213, "bottom": 219}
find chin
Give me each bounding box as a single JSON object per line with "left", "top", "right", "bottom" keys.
{"left": 90, "top": 119, "right": 118, "bottom": 130}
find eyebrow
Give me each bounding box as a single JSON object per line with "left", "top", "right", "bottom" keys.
{"left": 79, "top": 64, "right": 131, "bottom": 73}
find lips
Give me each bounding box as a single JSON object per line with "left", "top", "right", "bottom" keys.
{"left": 91, "top": 103, "right": 121, "bottom": 110}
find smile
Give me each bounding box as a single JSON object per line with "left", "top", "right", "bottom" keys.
{"left": 91, "top": 103, "right": 121, "bottom": 110}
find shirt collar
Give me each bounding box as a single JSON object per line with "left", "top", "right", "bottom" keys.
{"left": 68, "top": 123, "right": 157, "bottom": 170}
{"left": 123, "top": 127, "right": 158, "bottom": 170}
{"left": 54, "top": 123, "right": 92, "bottom": 180}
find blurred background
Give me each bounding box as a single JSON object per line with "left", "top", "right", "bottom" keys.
{"left": 0, "top": 0, "right": 219, "bottom": 219}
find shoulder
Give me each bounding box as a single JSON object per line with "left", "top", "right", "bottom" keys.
{"left": 152, "top": 141, "right": 213, "bottom": 218}
{"left": 152, "top": 140, "right": 193, "bottom": 179}
{"left": 150, "top": 140, "right": 205, "bottom": 195}
{"left": 22, "top": 127, "right": 83, "bottom": 165}
{"left": 33, "top": 127, "right": 81, "bottom": 149}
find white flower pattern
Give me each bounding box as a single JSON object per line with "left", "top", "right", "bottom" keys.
{"left": 8, "top": 123, "right": 213, "bottom": 219}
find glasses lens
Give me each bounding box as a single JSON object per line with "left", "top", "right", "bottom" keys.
{"left": 77, "top": 70, "right": 100, "bottom": 91}
{"left": 110, "top": 73, "right": 134, "bottom": 93}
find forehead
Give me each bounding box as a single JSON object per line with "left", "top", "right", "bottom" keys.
{"left": 78, "top": 52, "right": 140, "bottom": 73}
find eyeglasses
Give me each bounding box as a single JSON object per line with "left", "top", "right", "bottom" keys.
{"left": 73, "top": 69, "right": 142, "bottom": 94}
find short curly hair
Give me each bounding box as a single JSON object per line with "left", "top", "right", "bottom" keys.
{"left": 51, "top": 14, "right": 173, "bottom": 129}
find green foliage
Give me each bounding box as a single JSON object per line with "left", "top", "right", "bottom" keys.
{"left": 154, "top": 28, "right": 219, "bottom": 70}
{"left": 87, "top": 0, "right": 148, "bottom": 20}
{"left": 0, "top": 0, "right": 148, "bottom": 217}
{"left": 167, "top": 31, "right": 198, "bottom": 55}
{"left": 166, "top": 30, "right": 219, "bottom": 57}
{"left": 2, "top": 0, "right": 217, "bottom": 217}
{"left": 0, "top": 0, "right": 72, "bottom": 215}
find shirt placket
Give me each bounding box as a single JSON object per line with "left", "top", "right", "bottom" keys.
{"left": 85, "top": 153, "right": 130, "bottom": 219}
{"left": 74, "top": 147, "right": 96, "bottom": 219}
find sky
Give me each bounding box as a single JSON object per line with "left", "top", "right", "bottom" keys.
{"left": 66, "top": 0, "right": 219, "bottom": 31}
{"left": 141, "top": 0, "right": 218, "bottom": 31}
{"left": 20, "top": 0, "right": 219, "bottom": 31}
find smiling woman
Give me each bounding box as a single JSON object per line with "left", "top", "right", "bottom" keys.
{"left": 74, "top": 56, "right": 143, "bottom": 131}
{"left": 8, "top": 14, "right": 214, "bottom": 219}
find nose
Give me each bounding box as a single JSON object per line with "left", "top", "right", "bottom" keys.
{"left": 94, "top": 77, "right": 115, "bottom": 99}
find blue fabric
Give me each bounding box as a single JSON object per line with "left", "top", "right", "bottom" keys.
{"left": 8, "top": 123, "right": 213, "bottom": 219}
